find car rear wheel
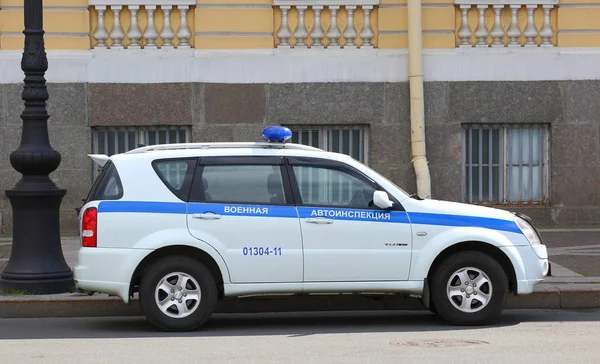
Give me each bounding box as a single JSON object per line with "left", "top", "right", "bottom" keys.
{"left": 139, "top": 256, "right": 218, "bottom": 331}
{"left": 430, "top": 250, "right": 508, "bottom": 326}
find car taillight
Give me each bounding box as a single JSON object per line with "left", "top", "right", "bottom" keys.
{"left": 82, "top": 207, "right": 97, "bottom": 248}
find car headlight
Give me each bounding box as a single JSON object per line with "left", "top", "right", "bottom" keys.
{"left": 515, "top": 217, "right": 542, "bottom": 246}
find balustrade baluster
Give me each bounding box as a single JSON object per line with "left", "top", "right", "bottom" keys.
{"left": 110, "top": 5, "right": 125, "bottom": 49}
{"left": 277, "top": 6, "right": 292, "bottom": 48}
{"left": 144, "top": 5, "right": 159, "bottom": 49}
{"left": 343, "top": 5, "right": 358, "bottom": 48}
{"left": 311, "top": 6, "right": 325, "bottom": 48}
{"left": 294, "top": 5, "right": 309, "bottom": 48}
{"left": 93, "top": 5, "right": 108, "bottom": 48}
{"left": 458, "top": 5, "right": 472, "bottom": 47}
{"left": 540, "top": 5, "right": 554, "bottom": 47}
{"left": 490, "top": 5, "right": 505, "bottom": 47}
{"left": 360, "top": 5, "right": 374, "bottom": 48}
{"left": 177, "top": 5, "right": 192, "bottom": 48}
{"left": 326, "top": 5, "right": 342, "bottom": 48}
{"left": 474, "top": 5, "right": 489, "bottom": 47}
{"left": 524, "top": 5, "right": 539, "bottom": 47}
{"left": 507, "top": 5, "right": 522, "bottom": 47}
{"left": 161, "top": 5, "right": 175, "bottom": 48}
{"left": 128, "top": 5, "right": 142, "bottom": 49}
{"left": 92, "top": 2, "right": 199, "bottom": 50}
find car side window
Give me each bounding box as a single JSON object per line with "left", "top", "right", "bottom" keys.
{"left": 292, "top": 165, "right": 377, "bottom": 209}
{"left": 197, "top": 164, "right": 287, "bottom": 205}
{"left": 152, "top": 158, "right": 197, "bottom": 201}
{"left": 85, "top": 161, "right": 124, "bottom": 203}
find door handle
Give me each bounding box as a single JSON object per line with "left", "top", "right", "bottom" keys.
{"left": 305, "top": 217, "right": 334, "bottom": 224}
{"left": 192, "top": 213, "right": 222, "bottom": 220}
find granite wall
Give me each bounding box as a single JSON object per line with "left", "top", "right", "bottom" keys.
{"left": 0, "top": 81, "right": 599, "bottom": 234}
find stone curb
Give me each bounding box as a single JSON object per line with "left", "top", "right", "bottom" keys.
{"left": 1, "top": 283, "right": 600, "bottom": 319}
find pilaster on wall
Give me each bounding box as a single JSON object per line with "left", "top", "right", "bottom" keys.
{"left": 194, "top": 0, "right": 274, "bottom": 49}
{"left": 0, "top": 0, "right": 91, "bottom": 50}
{"left": 378, "top": 0, "right": 456, "bottom": 49}
{"left": 557, "top": 0, "right": 600, "bottom": 47}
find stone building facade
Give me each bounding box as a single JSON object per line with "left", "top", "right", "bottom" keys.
{"left": 0, "top": 0, "right": 599, "bottom": 233}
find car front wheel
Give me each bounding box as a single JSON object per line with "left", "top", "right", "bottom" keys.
{"left": 139, "top": 256, "right": 218, "bottom": 331}
{"left": 430, "top": 250, "right": 508, "bottom": 326}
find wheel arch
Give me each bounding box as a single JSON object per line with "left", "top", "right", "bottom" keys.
{"left": 129, "top": 245, "right": 226, "bottom": 299}
{"left": 426, "top": 241, "right": 518, "bottom": 295}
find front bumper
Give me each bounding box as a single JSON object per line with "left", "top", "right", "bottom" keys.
{"left": 501, "top": 244, "right": 549, "bottom": 295}
{"left": 73, "top": 247, "right": 152, "bottom": 303}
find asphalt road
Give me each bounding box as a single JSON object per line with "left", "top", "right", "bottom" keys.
{"left": 540, "top": 230, "right": 600, "bottom": 276}
{"left": 1, "top": 310, "right": 599, "bottom": 364}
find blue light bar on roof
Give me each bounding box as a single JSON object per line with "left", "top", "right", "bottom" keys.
{"left": 261, "top": 126, "right": 292, "bottom": 143}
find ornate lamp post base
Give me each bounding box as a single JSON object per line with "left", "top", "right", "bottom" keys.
{"left": 0, "top": 190, "right": 73, "bottom": 294}
{"left": 0, "top": 0, "right": 74, "bottom": 294}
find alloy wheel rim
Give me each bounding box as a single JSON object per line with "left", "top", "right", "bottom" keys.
{"left": 154, "top": 272, "right": 202, "bottom": 319}
{"left": 446, "top": 267, "right": 493, "bottom": 313}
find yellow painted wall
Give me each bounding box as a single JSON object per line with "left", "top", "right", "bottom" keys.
{"left": 378, "top": 4, "right": 456, "bottom": 49}
{"left": 195, "top": 4, "right": 273, "bottom": 49}
{"left": 2, "top": 0, "right": 600, "bottom": 50}
{"left": 196, "top": 0, "right": 272, "bottom": 4}
{"left": 557, "top": 5, "right": 600, "bottom": 47}
{"left": 0, "top": 0, "right": 90, "bottom": 50}
{"left": 559, "top": 7, "right": 600, "bottom": 28}
{"left": 1, "top": 0, "right": 87, "bottom": 5}
{"left": 193, "top": 0, "right": 273, "bottom": 49}
{"left": 196, "top": 35, "right": 273, "bottom": 49}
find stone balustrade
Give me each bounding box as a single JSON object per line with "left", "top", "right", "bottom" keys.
{"left": 455, "top": 0, "right": 559, "bottom": 48}
{"left": 274, "top": 0, "right": 379, "bottom": 49}
{"left": 90, "top": 0, "right": 195, "bottom": 49}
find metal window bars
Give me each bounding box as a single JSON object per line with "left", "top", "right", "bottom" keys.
{"left": 286, "top": 125, "right": 370, "bottom": 206}
{"left": 286, "top": 125, "right": 369, "bottom": 164}
{"left": 462, "top": 123, "right": 550, "bottom": 205}
{"left": 91, "top": 126, "right": 191, "bottom": 180}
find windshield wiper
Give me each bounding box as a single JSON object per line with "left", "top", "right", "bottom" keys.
{"left": 409, "top": 193, "right": 424, "bottom": 200}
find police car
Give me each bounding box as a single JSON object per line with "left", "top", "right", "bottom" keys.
{"left": 74, "top": 126, "right": 549, "bottom": 331}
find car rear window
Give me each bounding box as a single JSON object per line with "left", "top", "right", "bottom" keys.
{"left": 84, "top": 161, "right": 124, "bottom": 203}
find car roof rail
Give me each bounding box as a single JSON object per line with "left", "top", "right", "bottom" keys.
{"left": 124, "top": 142, "right": 324, "bottom": 154}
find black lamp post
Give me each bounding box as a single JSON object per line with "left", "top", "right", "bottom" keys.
{"left": 0, "top": 0, "right": 74, "bottom": 294}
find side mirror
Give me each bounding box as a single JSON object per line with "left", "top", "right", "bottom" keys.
{"left": 373, "top": 190, "right": 394, "bottom": 209}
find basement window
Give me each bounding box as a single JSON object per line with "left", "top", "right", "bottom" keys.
{"left": 90, "top": 126, "right": 191, "bottom": 179}
{"left": 283, "top": 125, "right": 370, "bottom": 164}
{"left": 462, "top": 123, "right": 550, "bottom": 205}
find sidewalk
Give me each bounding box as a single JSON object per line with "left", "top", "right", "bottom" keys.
{"left": 1, "top": 229, "right": 599, "bottom": 318}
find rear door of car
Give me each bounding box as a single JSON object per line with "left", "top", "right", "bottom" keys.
{"left": 186, "top": 156, "right": 304, "bottom": 284}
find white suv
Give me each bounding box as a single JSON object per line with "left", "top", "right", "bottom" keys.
{"left": 74, "top": 126, "right": 549, "bottom": 331}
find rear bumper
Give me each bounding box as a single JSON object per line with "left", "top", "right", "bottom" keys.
{"left": 73, "top": 247, "right": 152, "bottom": 303}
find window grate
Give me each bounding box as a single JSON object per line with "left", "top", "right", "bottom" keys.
{"left": 284, "top": 125, "right": 369, "bottom": 164}
{"left": 462, "top": 123, "right": 550, "bottom": 205}
{"left": 91, "top": 126, "right": 191, "bottom": 179}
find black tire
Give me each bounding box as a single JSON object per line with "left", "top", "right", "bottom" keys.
{"left": 139, "top": 255, "right": 218, "bottom": 332}
{"left": 430, "top": 250, "right": 508, "bottom": 326}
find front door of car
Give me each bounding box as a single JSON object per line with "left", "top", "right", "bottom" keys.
{"left": 286, "top": 157, "right": 412, "bottom": 282}
{"left": 186, "top": 156, "right": 303, "bottom": 284}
